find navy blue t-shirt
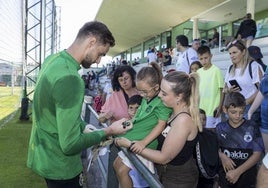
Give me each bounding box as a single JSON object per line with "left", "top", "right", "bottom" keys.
{"left": 216, "top": 119, "right": 264, "bottom": 187}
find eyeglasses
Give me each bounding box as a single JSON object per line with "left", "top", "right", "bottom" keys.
{"left": 232, "top": 40, "right": 245, "bottom": 46}
{"left": 118, "top": 76, "right": 130, "bottom": 83}
{"left": 226, "top": 39, "right": 245, "bottom": 49}
{"left": 137, "top": 86, "right": 156, "bottom": 96}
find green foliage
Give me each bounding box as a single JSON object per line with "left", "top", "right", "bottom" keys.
{"left": 0, "top": 111, "right": 46, "bottom": 187}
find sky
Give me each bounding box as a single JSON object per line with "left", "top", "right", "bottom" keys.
{"left": 55, "top": 0, "right": 112, "bottom": 67}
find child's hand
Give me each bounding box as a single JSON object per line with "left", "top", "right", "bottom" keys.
{"left": 104, "top": 112, "right": 113, "bottom": 119}
{"left": 130, "top": 141, "right": 145, "bottom": 154}
{"left": 220, "top": 153, "right": 236, "bottom": 172}
{"left": 98, "top": 112, "right": 113, "bottom": 123}
{"left": 225, "top": 168, "right": 242, "bottom": 184}
{"left": 114, "top": 137, "right": 131, "bottom": 148}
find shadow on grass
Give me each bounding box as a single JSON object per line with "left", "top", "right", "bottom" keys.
{"left": 0, "top": 110, "right": 46, "bottom": 187}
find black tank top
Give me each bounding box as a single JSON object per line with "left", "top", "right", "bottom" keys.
{"left": 157, "top": 112, "right": 198, "bottom": 165}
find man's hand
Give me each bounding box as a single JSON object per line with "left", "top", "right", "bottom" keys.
{"left": 104, "top": 118, "right": 133, "bottom": 136}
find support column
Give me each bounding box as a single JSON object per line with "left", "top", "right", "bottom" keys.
{"left": 192, "top": 18, "right": 199, "bottom": 40}
{"left": 247, "top": 0, "right": 255, "bottom": 18}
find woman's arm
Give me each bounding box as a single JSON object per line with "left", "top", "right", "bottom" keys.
{"left": 246, "top": 90, "right": 259, "bottom": 105}
{"left": 131, "top": 119, "right": 166, "bottom": 153}
{"left": 248, "top": 91, "right": 264, "bottom": 119}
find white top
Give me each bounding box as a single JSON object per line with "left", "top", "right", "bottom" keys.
{"left": 147, "top": 52, "right": 157, "bottom": 63}
{"left": 175, "top": 47, "right": 198, "bottom": 73}
{"left": 224, "top": 61, "right": 264, "bottom": 99}
{"left": 103, "top": 81, "right": 113, "bottom": 100}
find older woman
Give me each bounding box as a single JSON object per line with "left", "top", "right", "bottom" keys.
{"left": 99, "top": 65, "right": 139, "bottom": 123}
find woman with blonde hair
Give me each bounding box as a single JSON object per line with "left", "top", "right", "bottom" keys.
{"left": 116, "top": 71, "right": 202, "bottom": 187}
{"left": 224, "top": 40, "right": 264, "bottom": 122}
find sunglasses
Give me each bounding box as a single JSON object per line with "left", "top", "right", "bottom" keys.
{"left": 226, "top": 39, "right": 246, "bottom": 49}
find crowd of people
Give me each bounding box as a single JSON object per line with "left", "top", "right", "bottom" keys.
{"left": 27, "top": 18, "right": 268, "bottom": 188}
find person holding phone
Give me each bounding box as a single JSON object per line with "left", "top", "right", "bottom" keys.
{"left": 229, "top": 80, "right": 242, "bottom": 91}
{"left": 223, "top": 40, "right": 264, "bottom": 122}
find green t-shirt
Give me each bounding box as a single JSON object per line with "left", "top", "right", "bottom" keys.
{"left": 27, "top": 50, "right": 106, "bottom": 180}
{"left": 121, "top": 96, "right": 172, "bottom": 149}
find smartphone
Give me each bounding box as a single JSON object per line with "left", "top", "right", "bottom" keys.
{"left": 229, "top": 79, "right": 242, "bottom": 91}
{"left": 122, "top": 121, "right": 131, "bottom": 128}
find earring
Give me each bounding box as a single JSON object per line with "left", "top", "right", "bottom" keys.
{"left": 176, "top": 101, "right": 180, "bottom": 105}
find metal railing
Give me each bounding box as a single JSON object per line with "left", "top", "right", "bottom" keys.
{"left": 82, "top": 99, "right": 163, "bottom": 188}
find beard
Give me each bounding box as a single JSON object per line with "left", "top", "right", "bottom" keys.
{"left": 81, "top": 60, "right": 91, "bottom": 69}
{"left": 81, "top": 54, "right": 95, "bottom": 69}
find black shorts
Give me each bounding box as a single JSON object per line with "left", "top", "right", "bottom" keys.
{"left": 45, "top": 173, "right": 83, "bottom": 188}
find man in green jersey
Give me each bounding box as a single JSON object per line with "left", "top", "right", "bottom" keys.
{"left": 27, "top": 21, "right": 132, "bottom": 188}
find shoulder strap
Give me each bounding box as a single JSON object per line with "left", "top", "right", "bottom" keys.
{"left": 186, "top": 50, "right": 190, "bottom": 65}
{"left": 168, "top": 112, "right": 191, "bottom": 124}
{"left": 228, "top": 64, "right": 233, "bottom": 73}
{"left": 248, "top": 60, "right": 254, "bottom": 79}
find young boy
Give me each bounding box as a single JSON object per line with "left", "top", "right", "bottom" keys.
{"left": 216, "top": 92, "right": 264, "bottom": 187}
{"left": 127, "top": 94, "right": 142, "bottom": 119}
{"left": 199, "top": 108, "right": 207, "bottom": 128}
{"left": 197, "top": 46, "right": 224, "bottom": 130}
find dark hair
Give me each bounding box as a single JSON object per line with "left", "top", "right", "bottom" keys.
{"left": 128, "top": 95, "right": 142, "bottom": 106}
{"left": 189, "top": 61, "right": 203, "bottom": 73}
{"left": 191, "top": 61, "right": 203, "bottom": 68}
{"left": 137, "top": 62, "right": 162, "bottom": 87}
{"left": 77, "top": 21, "right": 115, "bottom": 47}
{"left": 224, "top": 92, "right": 246, "bottom": 109}
{"left": 112, "top": 65, "right": 136, "bottom": 91}
{"left": 246, "top": 13, "right": 252, "bottom": 19}
{"left": 197, "top": 46, "right": 211, "bottom": 55}
{"left": 176, "top": 35, "right": 189, "bottom": 47}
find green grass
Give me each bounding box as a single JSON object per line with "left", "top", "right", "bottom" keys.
{"left": 0, "top": 86, "right": 22, "bottom": 120}
{"left": 0, "top": 111, "right": 46, "bottom": 188}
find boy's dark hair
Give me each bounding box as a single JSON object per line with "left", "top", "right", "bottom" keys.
{"left": 190, "top": 61, "right": 203, "bottom": 69}
{"left": 197, "top": 45, "right": 211, "bottom": 55}
{"left": 176, "top": 35, "right": 189, "bottom": 47}
{"left": 128, "top": 95, "right": 142, "bottom": 106}
{"left": 224, "top": 92, "right": 246, "bottom": 108}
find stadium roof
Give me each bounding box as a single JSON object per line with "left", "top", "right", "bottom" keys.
{"left": 95, "top": 0, "right": 268, "bottom": 56}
